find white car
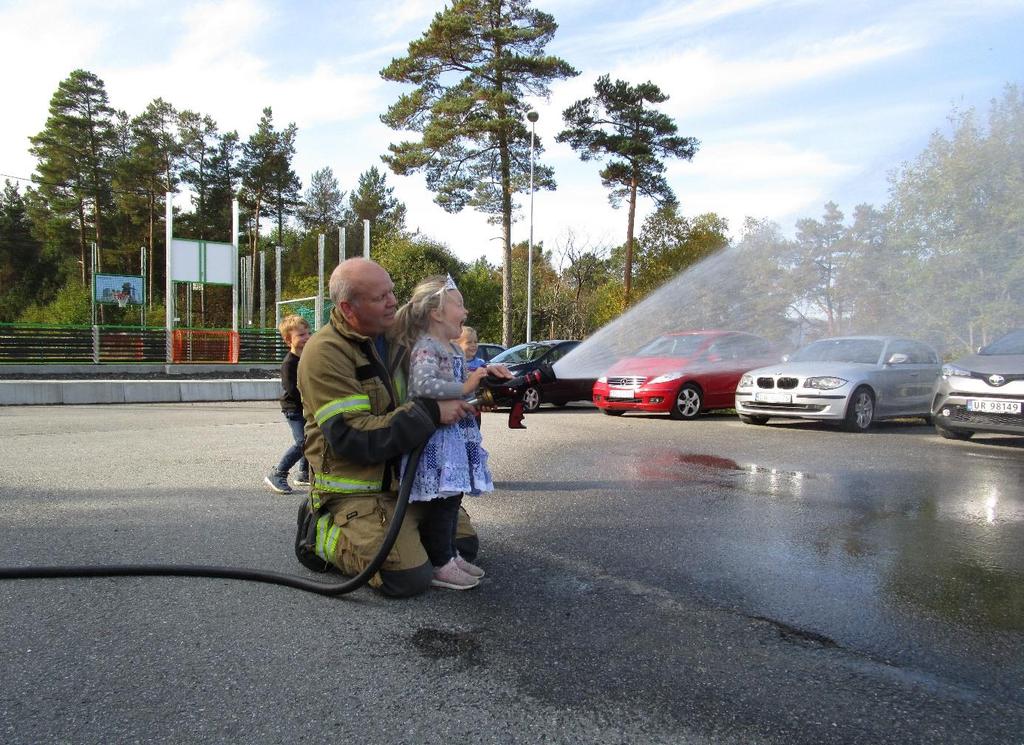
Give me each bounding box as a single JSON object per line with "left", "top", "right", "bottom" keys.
{"left": 932, "top": 329, "right": 1024, "bottom": 440}
{"left": 735, "top": 336, "right": 940, "bottom": 432}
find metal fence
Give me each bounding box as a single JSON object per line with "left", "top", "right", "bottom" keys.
{"left": 0, "top": 324, "right": 287, "bottom": 364}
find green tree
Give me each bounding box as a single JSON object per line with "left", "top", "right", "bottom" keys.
{"left": 178, "top": 110, "right": 221, "bottom": 239}
{"left": 886, "top": 84, "right": 1024, "bottom": 353}
{"left": 299, "top": 166, "right": 346, "bottom": 234}
{"left": 28, "top": 69, "right": 117, "bottom": 284}
{"left": 632, "top": 204, "right": 727, "bottom": 300}
{"left": 114, "top": 98, "right": 181, "bottom": 306}
{"left": 458, "top": 258, "right": 503, "bottom": 343}
{"left": 269, "top": 120, "right": 302, "bottom": 245}
{"left": 557, "top": 75, "right": 698, "bottom": 306}
{"left": 295, "top": 166, "right": 347, "bottom": 280}
{"left": 238, "top": 107, "right": 282, "bottom": 264}
{"left": 346, "top": 166, "right": 406, "bottom": 248}
{"left": 380, "top": 0, "right": 578, "bottom": 346}
{"left": 0, "top": 181, "right": 49, "bottom": 321}
{"left": 373, "top": 233, "right": 465, "bottom": 304}
{"left": 205, "top": 130, "right": 240, "bottom": 243}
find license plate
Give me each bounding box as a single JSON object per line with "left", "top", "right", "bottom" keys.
{"left": 608, "top": 388, "right": 635, "bottom": 399}
{"left": 966, "top": 399, "right": 1021, "bottom": 414}
{"left": 755, "top": 391, "right": 792, "bottom": 404}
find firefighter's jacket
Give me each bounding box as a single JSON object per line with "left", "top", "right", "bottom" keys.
{"left": 297, "top": 306, "right": 441, "bottom": 512}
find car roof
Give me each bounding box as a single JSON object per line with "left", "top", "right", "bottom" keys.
{"left": 812, "top": 335, "right": 922, "bottom": 343}
{"left": 661, "top": 330, "right": 736, "bottom": 337}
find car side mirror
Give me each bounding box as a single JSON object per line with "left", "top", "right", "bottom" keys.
{"left": 886, "top": 353, "right": 910, "bottom": 365}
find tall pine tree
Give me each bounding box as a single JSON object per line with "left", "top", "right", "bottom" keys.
{"left": 380, "top": 0, "right": 577, "bottom": 345}
{"left": 558, "top": 75, "right": 698, "bottom": 306}
{"left": 29, "top": 69, "right": 117, "bottom": 284}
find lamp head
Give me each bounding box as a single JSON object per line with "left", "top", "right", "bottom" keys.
{"left": 527, "top": 111, "right": 539, "bottom": 123}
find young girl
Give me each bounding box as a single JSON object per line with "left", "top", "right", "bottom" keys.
{"left": 394, "top": 274, "right": 510, "bottom": 590}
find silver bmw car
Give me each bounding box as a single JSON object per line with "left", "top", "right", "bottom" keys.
{"left": 735, "top": 336, "right": 940, "bottom": 432}
{"left": 932, "top": 328, "right": 1024, "bottom": 440}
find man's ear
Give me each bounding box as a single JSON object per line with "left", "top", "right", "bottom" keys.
{"left": 337, "top": 301, "right": 355, "bottom": 324}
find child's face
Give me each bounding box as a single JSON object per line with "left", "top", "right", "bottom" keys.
{"left": 432, "top": 290, "right": 468, "bottom": 341}
{"left": 460, "top": 336, "right": 478, "bottom": 358}
{"left": 289, "top": 325, "right": 310, "bottom": 354}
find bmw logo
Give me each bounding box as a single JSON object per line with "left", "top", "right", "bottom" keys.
{"left": 988, "top": 374, "right": 1006, "bottom": 387}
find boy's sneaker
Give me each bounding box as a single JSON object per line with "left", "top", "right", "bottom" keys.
{"left": 264, "top": 470, "right": 292, "bottom": 494}
{"left": 431, "top": 558, "right": 479, "bottom": 590}
{"left": 293, "top": 472, "right": 310, "bottom": 487}
{"left": 454, "top": 554, "right": 485, "bottom": 578}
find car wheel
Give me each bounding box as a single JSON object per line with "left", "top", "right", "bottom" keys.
{"left": 521, "top": 386, "right": 541, "bottom": 412}
{"left": 602, "top": 409, "right": 625, "bottom": 416}
{"left": 936, "top": 425, "right": 973, "bottom": 440}
{"left": 670, "top": 383, "right": 702, "bottom": 420}
{"left": 843, "top": 387, "right": 874, "bottom": 432}
{"left": 739, "top": 414, "right": 769, "bottom": 425}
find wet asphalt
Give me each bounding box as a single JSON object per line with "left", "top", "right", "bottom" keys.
{"left": 0, "top": 402, "right": 1021, "bottom": 744}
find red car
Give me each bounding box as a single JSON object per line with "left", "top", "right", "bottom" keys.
{"left": 593, "top": 331, "right": 782, "bottom": 419}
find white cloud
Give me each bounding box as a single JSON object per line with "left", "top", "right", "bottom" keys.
{"left": 371, "top": 0, "right": 443, "bottom": 31}
{"left": 0, "top": 0, "right": 110, "bottom": 177}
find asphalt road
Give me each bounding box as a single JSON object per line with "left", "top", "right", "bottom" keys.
{"left": 1, "top": 402, "right": 1022, "bottom": 744}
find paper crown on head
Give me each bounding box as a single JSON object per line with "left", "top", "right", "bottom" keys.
{"left": 434, "top": 273, "right": 459, "bottom": 295}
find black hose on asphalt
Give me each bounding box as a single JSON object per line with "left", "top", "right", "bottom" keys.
{"left": 0, "top": 445, "right": 424, "bottom": 597}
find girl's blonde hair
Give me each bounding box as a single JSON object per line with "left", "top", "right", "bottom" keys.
{"left": 458, "top": 326, "right": 478, "bottom": 344}
{"left": 393, "top": 274, "right": 452, "bottom": 349}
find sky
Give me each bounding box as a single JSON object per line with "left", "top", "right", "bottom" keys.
{"left": 1, "top": 0, "right": 1021, "bottom": 267}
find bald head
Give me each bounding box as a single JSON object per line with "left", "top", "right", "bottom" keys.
{"left": 330, "top": 258, "right": 397, "bottom": 336}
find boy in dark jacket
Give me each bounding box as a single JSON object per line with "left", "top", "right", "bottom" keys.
{"left": 264, "top": 315, "right": 311, "bottom": 494}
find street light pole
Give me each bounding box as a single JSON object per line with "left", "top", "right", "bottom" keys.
{"left": 526, "top": 110, "right": 538, "bottom": 343}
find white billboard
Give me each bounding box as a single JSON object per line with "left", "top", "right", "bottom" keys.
{"left": 169, "top": 239, "right": 234, "bottom": 285}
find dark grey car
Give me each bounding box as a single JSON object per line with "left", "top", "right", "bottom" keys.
{"left": 932, "top": 328, "right": 1024, "bottom": 440}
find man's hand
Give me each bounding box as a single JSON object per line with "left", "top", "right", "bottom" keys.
{"left": 437, "top": 398, "right": 476, "bottom": 424}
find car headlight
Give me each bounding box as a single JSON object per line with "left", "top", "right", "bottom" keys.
{"left": 649, "top": 372, "right": 684, "bottom": 384}
{"left": 941, "top": 364, "right": 971, "bottom": 379}
{"left": 804, "top": 376, "right": 848, "bottom": 390}
{"left": 597, "top": 376, "right": 607, "bottom": 384}
{"left": 738, "top": 374, "right": 754, "bottom": 388}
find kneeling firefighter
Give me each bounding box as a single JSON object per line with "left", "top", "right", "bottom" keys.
{"left": 294, "top": 258, "right": 480, "bottom": 597}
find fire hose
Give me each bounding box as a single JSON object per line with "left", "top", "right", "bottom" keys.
{"left": 0, "top": 366, "right": 554, "bottom": 595}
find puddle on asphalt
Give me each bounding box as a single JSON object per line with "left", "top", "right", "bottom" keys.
{"left": 635, "top": 451, "right": 1024, "bottom": 632}
{"left": 633, "top": 452, "right": 819, "bottom": 499}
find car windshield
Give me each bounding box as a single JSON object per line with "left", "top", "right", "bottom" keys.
{"left": 635, "top": 334, "right": 710, "bottom": 358}
{"left": 491, "top": 342, "right": 556, "bottom": 364}
{"left": 981, "top": 329, "right": 1024, "bottom": 355}
{"left": 790, "top": 339, "right": 884, "bottom": 364}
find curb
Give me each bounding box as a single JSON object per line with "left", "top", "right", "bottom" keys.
{"left": 0, "top": 379, "right": 281, "bottom": 406}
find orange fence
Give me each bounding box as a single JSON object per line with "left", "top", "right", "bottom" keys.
{"left": 171, "top": 329, "right": 240, "bottom": 363}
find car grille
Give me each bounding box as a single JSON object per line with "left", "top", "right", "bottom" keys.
{"left": 607, "top": 376, "right": 646, "bottom": 387}
{"left": 943, "top": 404, "right": 1024, "bottom": 427}
{"left": 756, "top": 376, "right": 799, "bottom": 389}
{"left": 746, "top": 402, "right": 827, "bottom": 412}
{"left": 967, "top": 371, "right": 1024, "bottom": 385}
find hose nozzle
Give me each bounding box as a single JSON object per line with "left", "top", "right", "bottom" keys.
{"left": 468, "top": 363, "right": 557, "bottom": 428}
